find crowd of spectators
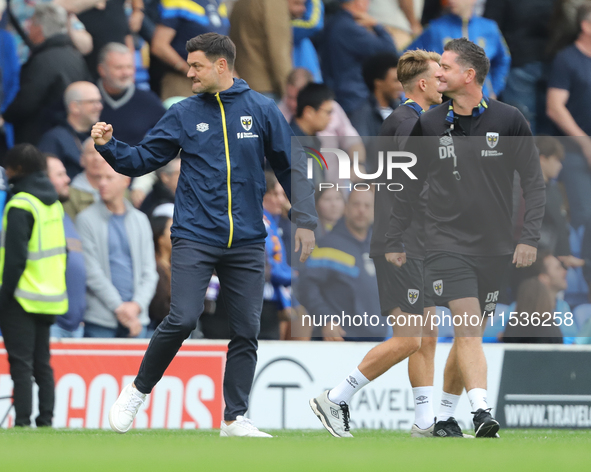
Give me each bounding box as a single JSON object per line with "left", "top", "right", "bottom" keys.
{"left": 2, "top": 0, "right": 591, "bottom": 344}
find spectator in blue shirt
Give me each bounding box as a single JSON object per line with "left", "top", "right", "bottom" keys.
{"left": 0, "top": 21, "right": 21, "bottom": 154}
{"left": 151, "top": 0, "right": 229, "bottom": 99}
{"left": 409, "top": 0, "right": 511, "bottom": 98}
{"left": 291, "top": 0, "right": 324, "bottom": 82}
{"left": 262, "top": 171, "right": 292, "bottom": 340}
{"left": 320, "top": 0, "right": 397, "bottom": 115}
{"left": 46, "top": 156, "right": 86, "bottom": 338}
{"left": 547, "top": 3, "right": 591, "bottom": 230}
{"left": 299, "top": 188, "right": 389, "bottom": 341}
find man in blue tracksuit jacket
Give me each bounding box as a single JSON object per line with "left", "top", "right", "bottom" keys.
{"left": 292, "top": 0, "right": 324, "bottom": 82}
{"left": 320, "top": 0, "right": 397, "bottom": 115}
{"left": 408, "top": 3, "right": 510, "bottom": 99}
{"left": 93, "top": 33, "right": 317, "bottom": 437}
{"left": 298, "top": 190, "right": 389, "bottom": 342}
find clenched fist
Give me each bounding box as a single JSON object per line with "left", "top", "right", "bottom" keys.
{"left": 91, "top": 122, "right": 114, "bottom": 146}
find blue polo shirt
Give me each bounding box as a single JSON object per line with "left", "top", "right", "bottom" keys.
{"left": 159, "top": 0, "right": 230, "bottom": 60}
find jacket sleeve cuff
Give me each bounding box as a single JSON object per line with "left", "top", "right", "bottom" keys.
{"left": 517, "top": 239, "right": 538, "bottom": 249}
{"left": 385, "top": 237, "right": 404, "bottom": 254}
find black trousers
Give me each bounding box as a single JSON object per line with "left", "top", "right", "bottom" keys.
{"left": 0, "top": 299, "right": 56, "bottom": 427}
{"left": 134, "top": 238, "right": 265, "bottom": 421}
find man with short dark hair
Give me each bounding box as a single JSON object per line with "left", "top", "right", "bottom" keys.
{"left": 547, "top": 3, "right": 591, "bottom": 230}
{"left": 0, "top": 144, "right": 68, "bottom": 427}
{"left": 350, "top": 52, "right": 402, "bottom": 140}
{"left": 92, "top": 32, "right": 316, "bottom": 437}
{"left": 350, "top": 52, "right": 403, "bottom": 174}
{"left": 386, "top": 38, "right": 545, "bottom": 438}
{"left": 46, "top": 156, "right": 87, "bottom": 338}
{"left": 290, "top": 82, "right": 335, "bottom": 139}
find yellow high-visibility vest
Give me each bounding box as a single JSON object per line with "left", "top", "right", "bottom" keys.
{"left": 0, "top": 192, "right": 68, "bottom": 315}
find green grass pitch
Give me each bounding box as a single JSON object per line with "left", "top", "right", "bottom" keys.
{"left": 0, "top": 429, "right": 589, "bottom": 472}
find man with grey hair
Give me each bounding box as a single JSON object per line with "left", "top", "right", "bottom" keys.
{"left": 98, "top": 43, "right": 165, "bottom": 147}
{"left": 4, "top": 3, "right": 90, "bottom": 145}
{"left": 38, "top": 82, "right": 103, "bottom": 179}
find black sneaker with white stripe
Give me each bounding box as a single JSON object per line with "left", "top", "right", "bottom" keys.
{"left": 433, "top": 417, "right": 464, "bottom": 437}
{"left": 472, "top": 408, "right": 500, "bottom": 438}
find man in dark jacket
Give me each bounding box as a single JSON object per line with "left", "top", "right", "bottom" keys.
{"left": 0, "top": 144, "right": 68, "bottom": 427}
{"left": 97, "top": 43, "right": 165, "bottom": 146}
{"left": 92, "top": 33, "right": 317, "bottom": 437}
{"left": 38, "top": 82, "right": 103, "bottom": 179}
{"left": 386, "top": 39, "right": 546, "bottom": 438}
{"left": 299, "top": 188, "right": 389, "bottom": 341}
{"left": 3, "top": 4, "right": 90, "bottom": 145}
{"left": 320, "top": 0, "right": 397, "bottom": 115}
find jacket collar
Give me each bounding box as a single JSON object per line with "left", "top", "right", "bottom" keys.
{"left": 31, "top": 34, "right": 73, "bottom": 56}
{"left": 98, "top": 79, "right": 136, "bottom": 110}
{"left": 402, "top": 98, "right": 424, "bottom": 115}
{"left": 445, "top": 95, "right": 489, "bottom": 123}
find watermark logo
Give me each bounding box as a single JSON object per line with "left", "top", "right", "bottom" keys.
{"left": 304, "top": 146, "right": 329, "bottom": 173}
{"left": 305, "top": 147, "right": 418, "bottom": 192}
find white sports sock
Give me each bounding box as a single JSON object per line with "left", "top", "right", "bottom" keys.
{"left": 328, "top": 367, "right": 370, "bottom": 405}
{"left": 467, "top": 388, "right": 488, "bottom": 412}
{"left": 437, "top": 392, "right": 461, "bottom": 422}
{"left": 412, "top": 386, "right": 434, "bottom": 429}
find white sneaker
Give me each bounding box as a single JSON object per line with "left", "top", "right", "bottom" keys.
{"left": 220, "top": 416, "right": 272, "bottom": 437}
{"left": 309, "top": 390, "right": 353, "bottom": 438}
{"left": 108, "top": 384, "right": 147, "bottom": 434}
{"left": 411, "top": 423, "right": 434, "bottom": 437}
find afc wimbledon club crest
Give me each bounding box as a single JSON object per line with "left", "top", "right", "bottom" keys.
{"left": 241, "top": 116, "right": 253, "bottom": 131}
{"left": 433, "top": 280, "right": 443, "bottom": 296}
{"left": 408, "top": 289, "right": 419, "bottom": 305}
{"left": 486, "top": 132, "right": 499, "bottom": 148}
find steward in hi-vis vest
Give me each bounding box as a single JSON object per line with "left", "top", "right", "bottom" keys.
{"left": 0, "top": 143, "right": 67, "bottom": 427}
{"left": 1, "top": 192, "right": 68, "bottom": 314}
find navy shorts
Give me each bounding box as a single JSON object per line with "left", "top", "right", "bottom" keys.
{"left": 373, "top": 255, "right": 435, "bottom": 316}
{"left": 424, "top": 252, "right": 512, "bottom": 316}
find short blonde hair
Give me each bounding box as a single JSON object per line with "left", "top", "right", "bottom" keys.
{"left": 397, "top": 49, "right": 441, "bottom": 90}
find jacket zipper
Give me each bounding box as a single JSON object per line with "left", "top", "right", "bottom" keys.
{"left": 215, "top": 92, "right": 234, "bottom": 248}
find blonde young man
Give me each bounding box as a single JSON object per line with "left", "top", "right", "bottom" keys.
{"left": 310, "top": 49, "right": 443, "bottom": 438}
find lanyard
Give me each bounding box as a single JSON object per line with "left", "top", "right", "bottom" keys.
{"left": 442, "top": 96, "right": 489, "bottom": 181}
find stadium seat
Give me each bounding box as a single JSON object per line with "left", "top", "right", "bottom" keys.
{"left": 573, "top": 303, "right": 591, "bottom": 331}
